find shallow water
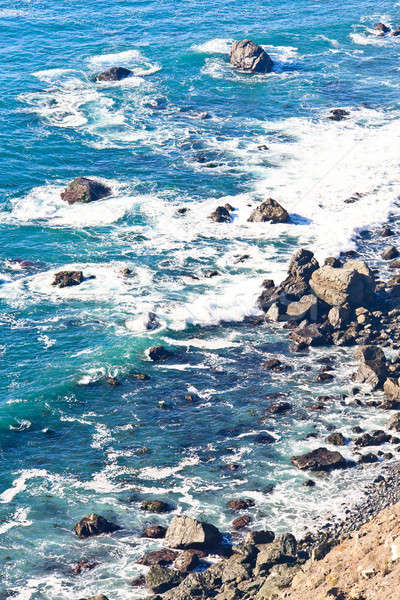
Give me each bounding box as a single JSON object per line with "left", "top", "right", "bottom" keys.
{"left": 1, "top": 0, "right": 400, "bottom": 597}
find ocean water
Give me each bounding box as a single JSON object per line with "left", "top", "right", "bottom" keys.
{"left": 1, "top": 0, "right": 400, "bottom": 597}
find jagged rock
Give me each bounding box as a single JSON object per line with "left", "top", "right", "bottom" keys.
{"left": 96, "top": 66, "right": 133, "bottom": 81}
{"left": 209, "top": 206, "right": 231, "bottom": 223}
{"left": 61, "top": 177, "right": 111, "bottom": 204}
{"left": 328, "top": 109, "right": 349, "bottom": 121}
{"left": 392, "top": 27, "right": 400, "bottom": 36}
{"left": 286, "top": 294, "right": 319, "bottom": 321}
{"left": 147, "top": 346, "right": 171, "bottom": 361}
{"left": 143, "top": 525, "right": 167, "bottom": 538}
{"left": 255, "top": 534, "right": 297, "bottom": 574}
{"left": 280, "top": 249, "right": 320, "bottom": 300}
{"left": 310, "top": 262, "right": 375, "bottom": 307}
{"left": 165, "top": 515, "right": 222, "bottom": 549}
{"left": 375, "top": 22, "right": 390, "bottom": 34}
{"left": 289, "top": 323, "right": 328, "bottom": 347}
{"left": 265, "top": 301, "right": 286, "bottom": 322}
{"left": 227, "top": 498, "right": 255, "bottom": 512}
{"left": 72, "top": 560, "right": 98, "bottom": 574}
{"left": 245, "top": 530, "right": 275, "bottom": 545}
{"left": 229, "top": 39, "right": 273, "bottom": 73}
{"left": 353, "top": 345, "right": 386, "bottom": 390}
{"left": 331, "top": 325, "right": 357, "bottom": 346}
{"left": 141, "top": 499, "right": 170, "bottom": 513}
{"left": 354, "top": 430, "right": 390, "bottom": 447}
{"left": 326, "top": 432, "right": 345, "bottom": 446}
{"left": 290, "top": 447, "right": 346, "bottom": 471}
{"left": 146, "top": 565, "right": 184, "bottom": 594}
{"left": 257, "top": 280, "right": 278, "bottom": 312}
{"left": 52, "top": 271, "right": 84, "bottom": 288}
{"left": 325, "top": 257, "right": 342, "bottom": 268}
{"left": 248, "top": 198, "right": 289, "bottom": 224}
{"left": 232, "top": 515, "right": 251, "bottom": 530}
{"left": 173, "top": 550, "right": 200, "bottom": 572}
{"left": 138, "top": 549, "right": 178, "bottom": 566}
{"left": 358, "top": 452, "right": 379, "bottom": 463}
{"left": 387, "top": 413, "right": 400, "bottom": 432}
{"left": 382, "top": 246, "right": 399, "bottom": 260}
{"left": 328, "top": 304, "right": 351, "bottom": 329}
{"left": 74, "top": 514, "right": 120, "bottom": 538}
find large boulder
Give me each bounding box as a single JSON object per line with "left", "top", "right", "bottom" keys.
{"left": 286, "top": 294, "right": 319, "bottom": 321}
{"left": 290, "top": 447, "right": 346, "bottom": 471}
{"left": 52, "top": 271, "right": 84, "bottom": 288}
{"left": 164, "top": 515, "right": 222, "bottom": 550}
{"left": 384, "top": 377, "right": 400, "bottom": 400}
{"left": 248, "top": 198, "right": 288, "bottom": 224}
{"left": 289, "top": 322, "right": 329, "bottom": 347}
{"left": 280, "top": 249, "right": 319, "bottom": 300}
{"left": 229, "top": 39, "right": 273, "bottom": 73}
{"left": 141, "top": 499, "right": 170, "bottom": 512}
{"left": 255, "top": 534, "right": 297, "bottom": 574}
{"left": 353, "top": 345, "right": 386, "bottom": 390}
{"left": 209, "top": 206, "right": 231, "bottom": 223}
{"left": 145, "top": 565, "right": 184, "bottom": 594}
{"left": 61, "top": 177, "right": 111, "bottom": 205}
{"left": 138, "top": 549, "right": 178, "bottom": 566}
{"left": 96, "top": 66, "right": 132, "bottom": 81}
{"left": 74, "top": 513, "right": 120, "bottom": 538}
{"left": 310, "top": 261, "right": 375, "bottom": 307}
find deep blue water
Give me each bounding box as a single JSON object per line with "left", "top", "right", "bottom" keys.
{"left": 1, "top": 0, "right": 400, "bottom": 597}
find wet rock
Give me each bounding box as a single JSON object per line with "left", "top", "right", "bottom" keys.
{"left": 229, "top": 39, "right": 273, "bottom": 73}
{"left": 143, "top": 525, "right": 167, "bottom": 539}
{"left": 286, "top": 294, "right": 320, "bottom": 321}
{"left": 269, "top": 401, "right": 292, "bottom": 414}
{"left": 389, "top": 259, "right": 400, "bottom": 269}
{"left": 382, "top": 246, "right": 399, "bottom": 260}
{"left": 353, "top": 345, "right": 386, "bottom": 390}
{"left": 387, "top": 413, "right": 400, "bottom": 432}
{"left": 280, "top": 249, "right": 320, "bottom": 300}
{"left": 72, "top": 560, "right": 98, "bottom": 574}
{"left": 74, "top": 514, "right": 120, "bottom": 538}
{"left": 358, "top": 452, "right": 379, "bottom": 464}
{"left": 52, "top": 271, "right": 84, "bottom": 288}
{"left": 310, "top": 261, "right": 375, "bottom": 307}
{"left": 204, "top": 270, "right": 220, "bottom": 278}
{"left": 289, "top": 323, "right": 328, "bottom": 347}
{"left": 232, "top": 515, "right": 252, "bottom": 530}
{"left": 248, "top": 198, "right": 289, "bottom": 224}
{"left": 303, "top": 479, "right": 316, "bottom": 487}
{"left": 381, "top": 226, "right": 394, "bottom": 237}
{"left": 328, "top": 304, "right": 351, "bottom": 329}
{"left": 257, "top": 280, "right": 278, "bottom": 312}
{"left": 227, "top": 498, "right": 255, "bottom": 512}
{"left": 106, "top": 377, "right": 119, "bottom": 386}
{"left": 130, "top": 372, "right": 149, "bottom": 380}
{"left": 138, "top": 549, "right": 178, "bottom": 566}
{"left": 290, "top": 447, "right": 346, "bottom": 471}
{"left": 392, "top": 27, "right": 400, "bottom": 36}
{"left": 354, "top": 430, "right": 390, "bottom": 447}
{"left": 96, "top": 66, "right": 132, "bottom": 81}
{"left": 147, "top": 346, "right": 171, "bottom": 361}
{"left": 209, "top": 206, "right": 231, "bottom": 223}
{"left": 245, "top": 530, "right": 275, "bottom": 545}
{"left": 141, "top": 499, "right": 171, "bottom": 513}
{"left": 254, "top": 432, "right": 276, "bottom": 444}
{"left": 173, "top": 550, "right": 200, "bottom": 572}
{"left": 224, "top": 203, "right": 235, "bottom": 212}
{"left": 375, "top": 22, "right": 390, "bottom": 34}
{"left": 84, "top": 596, "right": 109, "bottom": 600}
{"left": 130, "top": 575, "right": 146, "bottom": 587}
{"left": 326, "top": 432, "right": 345, "bottom": 446}
{"left": 328, "top": 109, "right": 350, "bottom": 121}
{"left": 315, "top": 371, "right": 334, "bottom": 383}
{"left": 61, "top": 177, "right": 111, "bottom": 205}
{"left": 165, "top": 515, "right": 222, "bottom": 550}
{"left": 146, "top": 565, "right": 184, "bottom": 594}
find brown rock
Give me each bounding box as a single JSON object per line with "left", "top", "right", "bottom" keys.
{"left": 248, "top": 198, "right": 289, "bottom": 224}
{"left": 138, "top": 549, "right": 178, "bottom": 566}
{"left": 227, "top": 498, "right": 255, "bottom": 512}
{"left": 61, "top": 177, "right": 111, "bottom": 205}
{"left": 52, "top": 270, "right": 84, "bottom": 288}
{"left": 141, "top": 499, "right": 170, "bottom": 513}
{"left": 74, "top": 514, "right": 120, "bottom": 539}
{"left": 229, "top": 39, "right": 273, "bottom": 73}
{"left": 232, "top": 515, "right": 251, "bottom": 530}
{"left": 290, "top": 447, "right": 346, "bottom": 471}
{"left": 143, "top": 525, "right": 167, "bottom": 538}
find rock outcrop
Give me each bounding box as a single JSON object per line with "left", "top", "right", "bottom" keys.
{"left": 164, "top": 515, "right": 222, "bottom": 550}
{"left": 248, "top": 198, "right": 289, "bottom": 224}
{"left": 209, "top": 206, "right": 231, "bottom": 223}
{"left": 280, "top": 249, "right": 319, "bottom": 300}
{"left": 290, "top": 447, "right": 346, "bottom": 471}
{"left": 229, "top": 39, "right": 273, "bottom": 73}
{"left": 96, "top": 66, "right": 133, "bottom": 81}
{"left": 52, "top": 271, "right": 84, "bottom": 288}
{"left": 310, "top": 261, "right": 375, "bottom": 307}
{"left": 61, "top": 177, "right": 111, "bottom": 205}
{"left": 353, "top": 345, "right": 386, "bottom": 390}
{"left": 74, "top": 513, "right": 120, "bottom": 538}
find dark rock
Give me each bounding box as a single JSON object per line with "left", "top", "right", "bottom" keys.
{"left": 358, "top": 452, "right": 378, "bottom": 464}
{"left": 289, "top": 323, "right": 328, "bottom": 347}
{"left": 315, "top": 371, "right": 334, "bottom": 383}
{"left": 173, "top": 550, "right": 200, "bottom": 573}
{"left": 224, "top": 203, "right": 235, "bottom": 212}
{"left": 389, "top": 259, "right": 400, "bottom": 269}
{"left": 375, "top": 22, "right": 390, "bottom": 34}
{"left": 61, "top": 177, "right": 111, "bottom": 205}
{"left": 382, "top": 246, "right": 399, "bottom": 260}
{"left": 303, "top": 479, "right": 316, "bottom": 487}
{"left": 139, "top": 550, "right": 178, "bottom": 566}
{"left": 232, "top": 515, "right": 251, "bottom": 530}
{"left": 227, "top": 498, "right": 255, "bottom": 512}
{"left": 52, "top": 270, "right": 84, "bottom": 288}
{"left": 130, "top": 575, "right": 146, "bottom": 587}
{"left": 324, "top": 257, "right": 342, "bottom": 268}
{"left": 280, "top": 249, "right": 320, "bottom": 300}
{"left": 392, "top": 27, "right": 400, "bottom": 36}
{"left": 381, "top": 226, "right": 394, "bottom": 237}
{"left": 74, "top": 514, "right": 120, "bottom": 539}
{"left": 147, "top": 346, "right": 171, "bottom": 362}
{"left": 387, "top": 413, "right": 400, "bottom": 432}
{"left": 328, "top": 109, "right": 350, "bottom": 121}
{"left": 269, "top": 401, "right": 292, "bottom": 414}
{"left": 248, "top": 198, "right": 289, "bottom": 224}
{"left": 204, "top": 270, "right": 219, "bottom": 278}
{"left": 254, "top": 432, "right": 276, "bottom": 444}
{"left": 353, "top": 345, "right": 386, "bottom": 390}
{"left": 245, "top": 530, "right": 275, "bottom": 545}
{"left": 145, "top": 565, "right": 184, "bottom": 594}
{"left": 141, "top": 500, "right": 170, "bottom": 513}
{"left": 229, "top": 39, "right": 273, "bottom": 73}
{"left": 72, "top": 560, "right": 98, "bottom": 574}
{"left": 143, "top": 525, "right": 167, "bottom": 539}
{"left": 326, "top": 432, "right": 345, "bottom": 446}
{"left": 209, "top": 206, "right": 231, "bottom": 223}
{"left": 165, "top": 515, "right": 222, "bottom": 550}
{"left": 290, "top": 447, "right": 346, "bottom": 471}
{"left": 96, "top": 66, "right": 132, "bottom": 81}
{"left": 354, "top": 430, "right": 390, "bottom": 447}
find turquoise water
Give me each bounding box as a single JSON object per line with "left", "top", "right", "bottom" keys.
{"left": 1, "top": 0, "right": 400, "bottom": 597}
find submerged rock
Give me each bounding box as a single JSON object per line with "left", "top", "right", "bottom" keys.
{"left": 328, "top": 109, "right": 350, "bottom": 121}
{"left": 141, "top": 499, "right": 170, "bottom": 513}
{"left": 229, "top": 39, "right": 273, "bottom": 73}
{"left": 74, "top": 513, "right": 120, "bottom": 538}
{"left": 96, "top": 66, "right": 132, "bottom": 81}
{"left": 165, "top": 515, "right": 222, "bottom": 550}
{"left": 248, "top": 198, "right": 289, "bottom": 223}
{"left": 61, "top": 177, "right": 111, "bottom": 205}
{"left": 290, "top": 447, "right": 346, "bottom": 471}
{"left": 147, "top": 345, "right": 171, "bottom": 361}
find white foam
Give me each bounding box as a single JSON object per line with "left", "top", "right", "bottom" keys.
{"left": 191, "top": 38, "right": 234, "bottom": 54}
{"left": 0, "top": 469, "right": 48, "bottom": 503}
{"left": 87, "top": 49, "right": 144, "bottom": 68}
{"left": 0, "top": 507, "right": 32, "bottom": 535}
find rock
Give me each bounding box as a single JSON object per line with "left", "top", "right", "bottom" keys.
{"left": 229, "top": 39, "right": 273, "bottom": 73}
{"left": 290, "top": 447, "right": 346, "bottom": 471}
{"left": 227, "top": 498, "right": 255, "bottom": 512}
{"left": 146, "top": 565, "right": 184, "bottom": 594}
{"left": 384, "top": 377, "right": 400, "bottom": 400}
{"left": 303, "top": 479, "right": 315, "bottom": 487}
{"left": 353, "top": 345, "right": 386, "bottom": 390}
{"left": 209, "top": 206, "right": 231, "bottom": 223}
{"left": 165, "top": 515, "right": 222, "bottom": 550}
{"left": 224, "top": 203, "right": 235, "bottom": 212}
{"left": 280, "top": 249, "right": 320, "bottom": 300}
{"left": 358, "top": 452, "right": 379, "bottom": 464}
{"left": 375, "top": 22, "right": 390, "bottom": 34}
{"left": 143, "top": 525, "right": 167, "bottom": 538}
{"left": 265, "top": 302, "right": 286, "bottom": 322}
{"left": 328, "top": 304, "right": 351, "bottom": 329}
{"left": 254, "top": 432, "right": 276, "bottom": 444}
{"left": 232, "top": 515, "right": 251, "bottom": 530}
{"left": 315, "top": 371, "right": 334, "bottom": 383}
{"left": 130, "top": 575, "right": 146, "bottom": 587}
{"left": 96, "top": 66, "right": 132, "bottom": 81}
{"left": 328, "top": 109, "right": 349, "bottom": 121}
{"left": 354, "top": 430, "right": 390, "bottom": 447}
{"left": 138, "top": 549, "right": 178, "bottom": 566}
{"left": 141, "top": 499, "right": 170, "bottom": 513}
{"left": 381, "top": 226, "right": 394, "bottom": 237}
{"left": 72, "top": 560, "right": 98, "bottom": 574}
{"left": 387, "top": 413, "right": 400, "bottom": 432}
{"left": 310, "top": 262, "right": 375, "bottom": 307}
{"left": 286, "top": 294, "right": 320, "bottom": 322}
{"left": 382, "top": 246, "right": 399, "bottom": 260}
{"left": 248, "top": 198, "right": 288, "bottom": 224}
{"left": 269, "top": 401, "right": 292, "bottom": 414}
{"left": 61, "top": 177, "right": 111, "bottom": 205}
{"left": 74, "top": 514, "right": 120, "bottom": 538}
{"left": 84, "top": 596, "right": 109, "bottom": 600}
{"left": 173, "top": 550, "right": 200, "bottom": 572}
{"left": 255, "top": 534, "right": 297, "bottom": 573}
{"left": 389, "top": 259, "right": 400, "bottom": 269}
{"left": 392, "top": 27, "right": 400, "bottom": 36}
{"left": 52, "top": 271, "right": 84, "bottom": 288}
{"left": 147, "top": 346, "right": 171, "bottom": 361}
{"left": 289, "top": 323, "right": 328, "bottom": 347}
{"left": 245, "top": 530, "right": 275, "bottom": 545}
{"left": 324, "top": 257, "right": 342, "bottom": 268}
{"left": 257, "top": 281, "right": 279, "bottom": 312}
{"left": 204, "top": 270, "right": 219, "bottom": 278}
{"left": 326, "top": 432, "right": 345, "bottom": 446}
